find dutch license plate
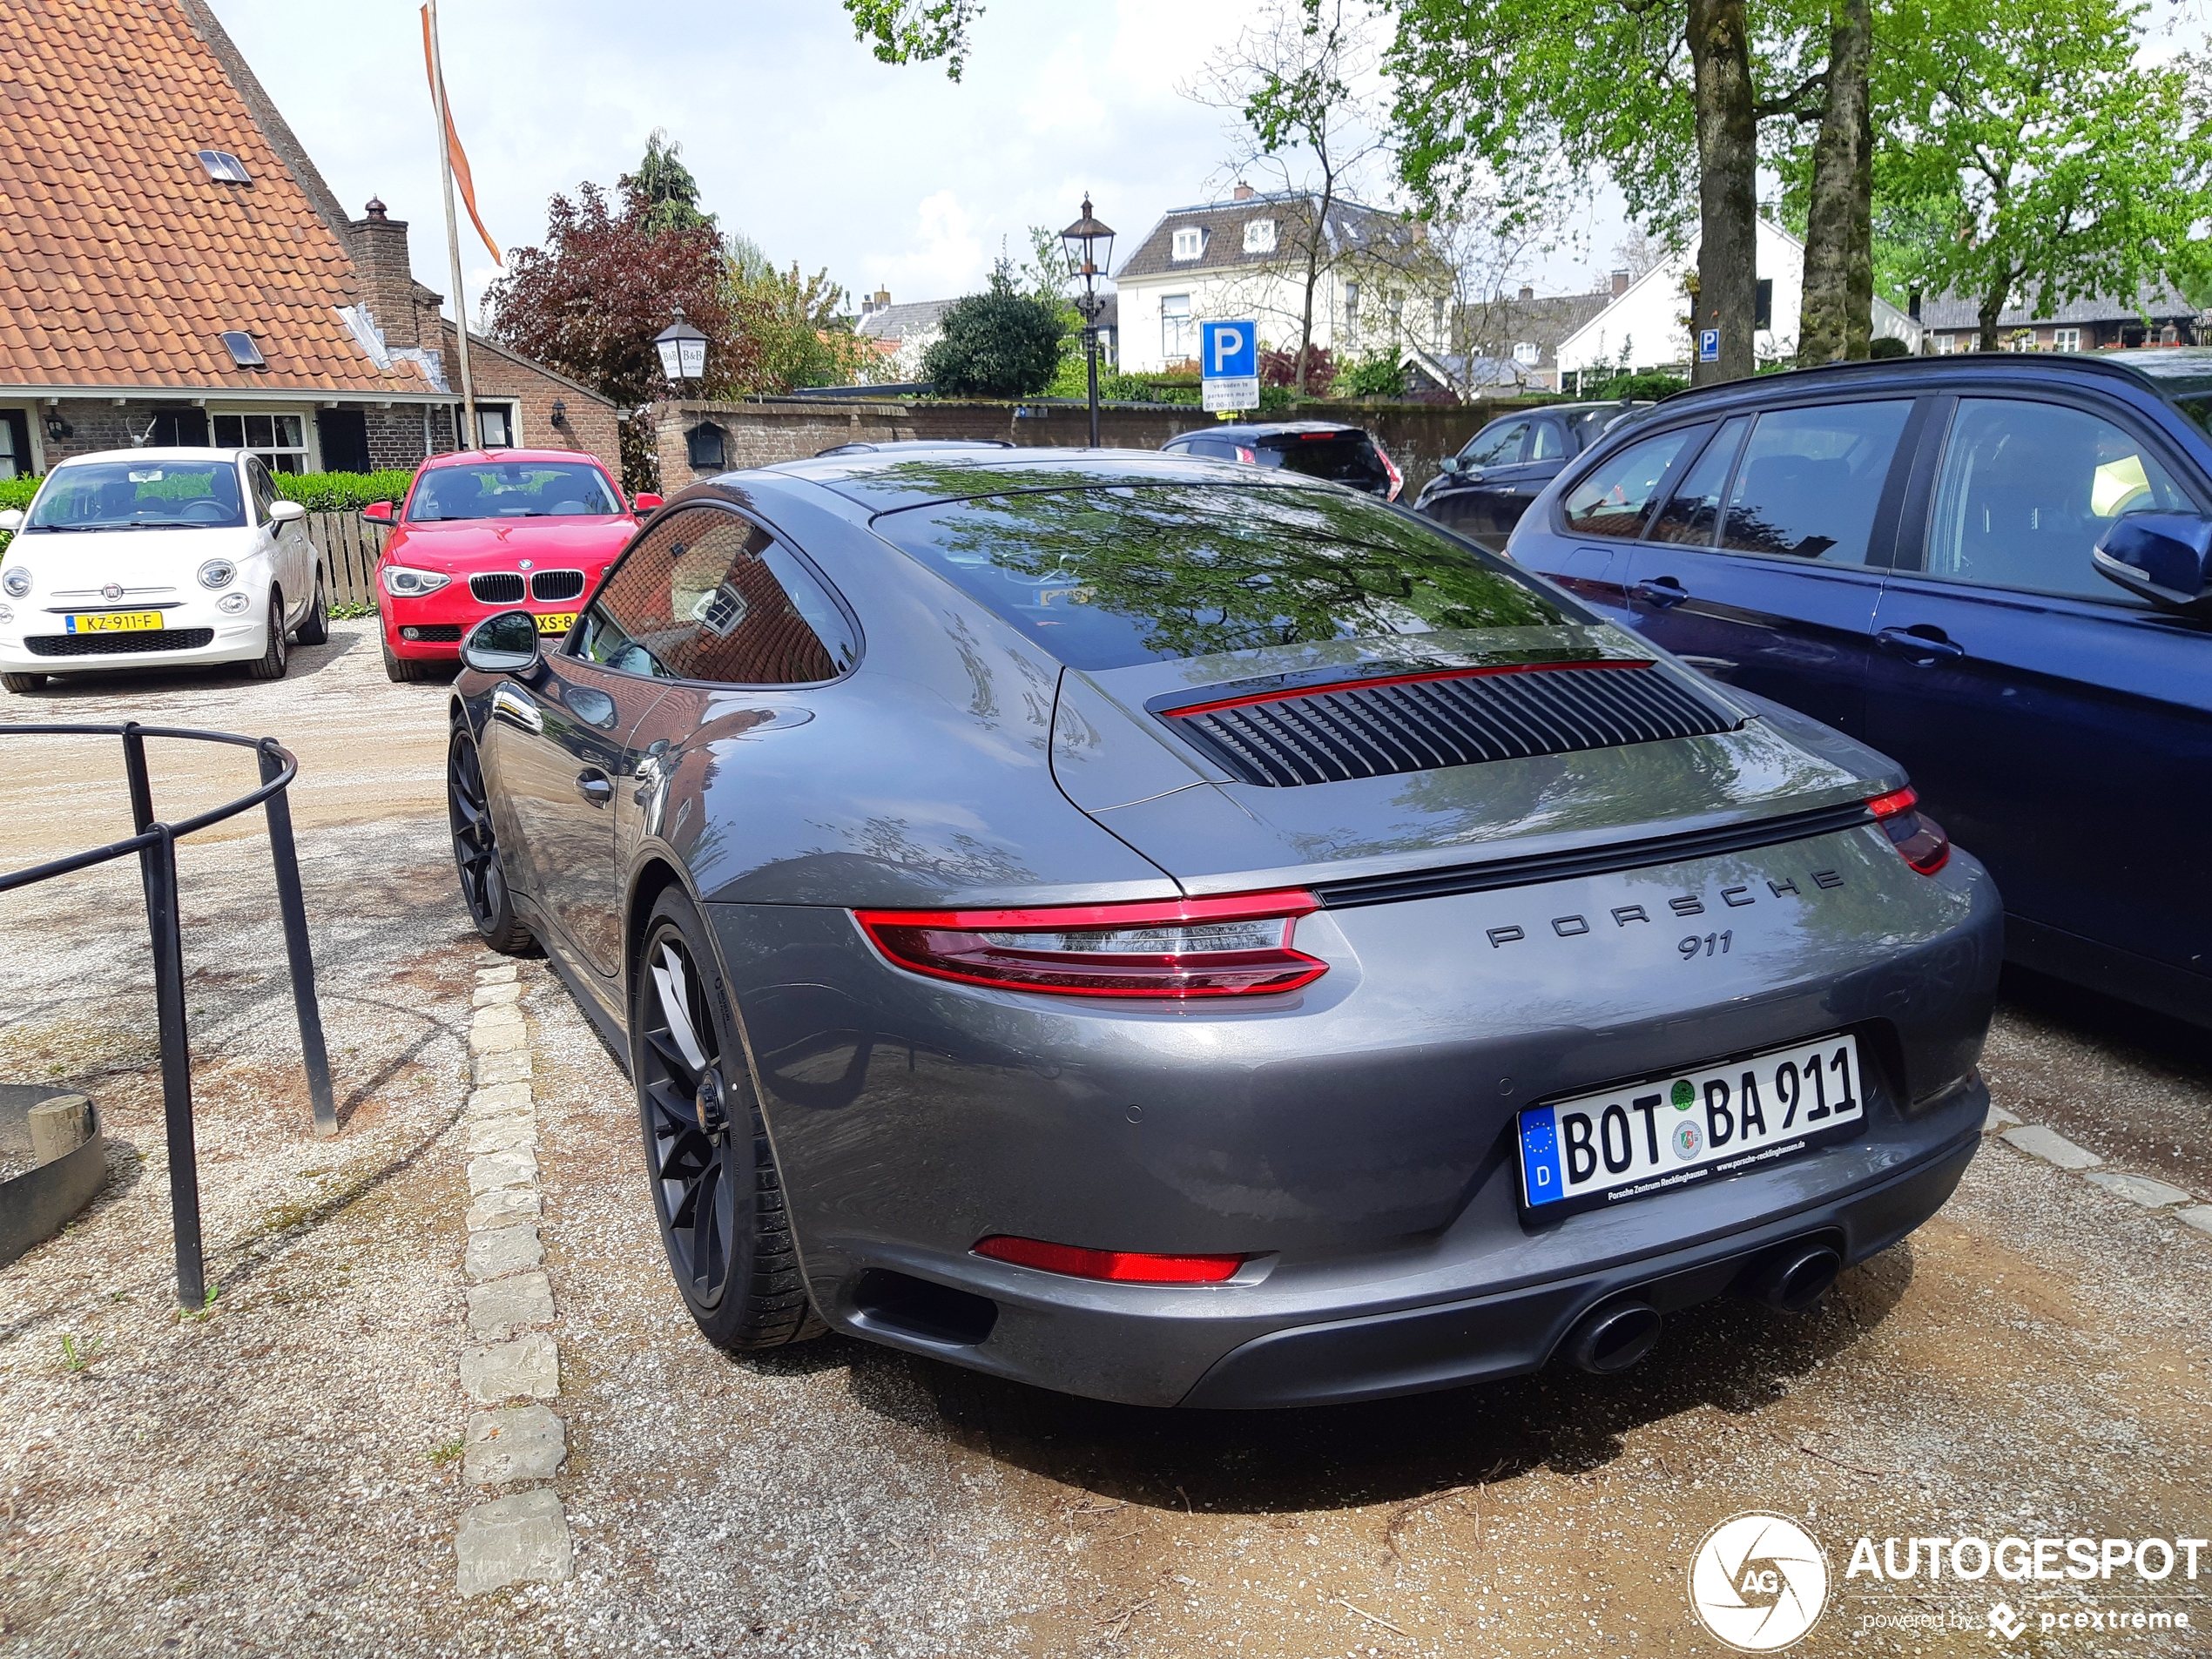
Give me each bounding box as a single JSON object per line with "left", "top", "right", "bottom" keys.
{"left": 66, "top": 610, "right": 162, "bottom": 634}
{"left": 1519, "top": 1033, "right": 1865, "bottom": 1217}
{"left": 535, "top": 612, "right": 576, "bottom": 636}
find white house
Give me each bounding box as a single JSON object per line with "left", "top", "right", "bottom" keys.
{"left": 1554, "top": 219, "right": 1922, "bottom": 383}
{"left": 1112, "top": 185, "right": 1451, "bottom": 374}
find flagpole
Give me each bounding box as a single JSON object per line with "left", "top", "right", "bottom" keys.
{"left": 426, "top": 0, "right": 477, "bottom": 452}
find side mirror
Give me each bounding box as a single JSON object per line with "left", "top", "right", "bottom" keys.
{"left": 461, "top": 610, "right": 544, "bottom": 676}
{"left": 2094, "top": 512, "right": 2212, "bottom": 616}
{"left": 0, "top": 509, "right": 21, "bottom": 533}
{"left": 632, "top": 493, "right": 664, "bottom": 513}
{"left": 269, "top": 499, "right": 307, "bottom": 524}
{"left": 1439, "top": 456, "right": 1460, "bottom": 474}
{"left": 361, "top": 500, "right": 395, "bottom": 524}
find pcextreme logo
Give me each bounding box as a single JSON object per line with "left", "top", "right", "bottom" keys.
{"left": 1689, "top": 1513, "right": 1832, "bottom": 1651}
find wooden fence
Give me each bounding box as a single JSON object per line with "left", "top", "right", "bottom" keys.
{"left": 307, "top": 512, "right": 388, "bottom": 610}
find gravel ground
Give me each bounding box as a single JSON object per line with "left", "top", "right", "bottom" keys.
{"left": 2, "top": 624, "right": 2209, "bottom": 1657}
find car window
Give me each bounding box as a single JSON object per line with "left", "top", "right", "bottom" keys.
{"left": 247, "top": 459, "right": 277, "bottom": 525}
{"left": 1461, "top": 419, "right": 1529, "bottom": 467}
{"left": 572, "top": 506, "right": 857, "bottom": 684}
{"left": 1560, "top": 427, "right": 1696, "bottom": 538}
{"left": 1259, "top": 435, "right": 1387, "bottom": 487}
{"left": 23, "top": 459, "right": 246, "bottom": 531}
{"left": 408, "top": 460, "right": 621, "bottom": 523}
{"left": 1649, "top": 416, "right": 1750, "bottom": 545}
{"left": 1527, "top": 421, "right": 1566, "bottom": 462}
{"left": 1922, "top": 398, "right": 2193, "bottom": 601}
{"left": 868, "top": 482, "right": 1570, "bottom": 671}
{"left": 1718, "top": 401, "right": 1911, "bottom": 563}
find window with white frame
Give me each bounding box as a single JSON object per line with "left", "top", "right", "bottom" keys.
{"left": 1243, "top": 219, "right": 1277, "bottom": 254}
{"left": 1934, "top": 334, "right": 1956, "bottom": 354}
{"left": 1170, "top": 226, "right": 1205, "bottom": 261}
{"left": 1161, "top": 294, "right": 1193, "bottom": 361}
{"left": 475, "top": 403, "right": 516, "bottom": 448}
{"left": 1513, "top": 341, "right": 1541, "bottom": 367}
{"left": 2053, "top": 327, "right": 2081, "bottom": 352}
{"left": 212, "top": 410, "right": 310, "bottom": 474}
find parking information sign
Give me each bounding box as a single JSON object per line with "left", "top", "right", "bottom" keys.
{"left": 1201, "top": 319, "right": 1259, "bottom": 412}
{"left": 1699, "top": 327, "right": 1720, "bottom": 363}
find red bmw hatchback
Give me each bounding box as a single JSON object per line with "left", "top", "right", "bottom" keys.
{"left": 368, "top": 449, "right": 659, "bottom": 682}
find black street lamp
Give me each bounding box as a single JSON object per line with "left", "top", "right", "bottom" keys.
{"left": 1060, "top": 195, "right": 1116, "bottom": 447}
{"left": 653, "top": 307, "right": 709, "bottom": 388}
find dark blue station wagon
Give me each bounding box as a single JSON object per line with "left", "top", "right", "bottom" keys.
{"left": 1507, "top": 350, "right": 2212, "bottom": 1026}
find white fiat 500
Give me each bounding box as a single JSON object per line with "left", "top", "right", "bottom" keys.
{"left": 0, "top": 448, "right": 326, "bottom": 691}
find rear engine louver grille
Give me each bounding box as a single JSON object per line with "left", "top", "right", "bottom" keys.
{"left": 1163, "top": 664, "right": 1742, "bottom": 787}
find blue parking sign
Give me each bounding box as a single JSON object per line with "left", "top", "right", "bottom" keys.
{"left": 1201, "top": 320, "right": 1257, "bottom": 380}
{"left": 1698, "top": 328, "right": 1720, "bottom": 363}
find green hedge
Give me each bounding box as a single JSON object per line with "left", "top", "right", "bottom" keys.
{"left": 273, "top": 469, "right": 415, "bottom": 512}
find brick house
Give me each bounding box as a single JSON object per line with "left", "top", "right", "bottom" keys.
{"left": 1917, "top": 287, "right": 2206, "bottom": 355}
{"left": 0, "top": 0, "right": 617, "bottom": 482}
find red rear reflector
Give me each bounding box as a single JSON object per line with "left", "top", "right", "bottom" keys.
{"left": 974, "top": 1235, "right": 1247, "bottom": 1284}
{"left": 853, "top": 888, "right": 1326, "bottom": 998}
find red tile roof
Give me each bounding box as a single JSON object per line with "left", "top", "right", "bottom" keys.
{"left": 0, "top": 0, "right": 433, "bottom": 395}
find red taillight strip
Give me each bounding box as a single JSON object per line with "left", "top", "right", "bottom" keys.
{"left": 1865, "top": 786, "right": 1919, "bottom": 819}
{"left": 973, "top": 1235, "right": 1248, "bottom": 1285}
{"left": 854, "top": 887, "right": 1318, "bottom": 933}
{"left": 1163, "top": 659, "right": 1657, "bottom": 719}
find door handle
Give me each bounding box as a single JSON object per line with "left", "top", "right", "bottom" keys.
{"left": 575, "top": 769, "right": 614, "bottom": 807}
{"left": 1633, "top": 577, "right": 1689, "bottom": 609}
{"left": 1876, "top": 625, "right": 1965, "bottom": 663}
{"left": 490, "top": 682, "right": 543, "bottom": 734}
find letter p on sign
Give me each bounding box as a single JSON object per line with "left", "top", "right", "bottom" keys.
{"left": 1199, "top": 320, "right": 1259, "bottom": 412}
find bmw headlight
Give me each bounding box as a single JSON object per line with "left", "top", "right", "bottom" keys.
{"left": 197, "top": 558, "right": 237, "bottom": 590}
{"left": 2, "top": 566, "right": 29, "bottom": 598}
{"left": 381, "top": 564, "right": 452, "bottom": 597}
{"left": 217, "top": 592, "right": 250, "bottom": 615}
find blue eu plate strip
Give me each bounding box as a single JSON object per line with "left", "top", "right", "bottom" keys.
{"left": 1520, "top": 1105, "right": 1563, "bottom": 1206}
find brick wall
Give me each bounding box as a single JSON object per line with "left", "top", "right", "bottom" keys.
{"left": 445, "top": 327, "right": 623, "bottom": 477}
{"left": 651, "top": 395, "right": 1567, "bottom": 497}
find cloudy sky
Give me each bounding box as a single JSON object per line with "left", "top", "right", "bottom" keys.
{"left": 214, "top": 0, "right": 1622, "bottom": 320}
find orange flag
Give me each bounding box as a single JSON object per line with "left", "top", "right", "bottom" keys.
{"left": 420, "top": 5, "right": 502, "bottom": 266}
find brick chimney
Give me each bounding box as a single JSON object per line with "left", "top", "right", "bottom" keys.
{"left": 1519, "top": 285, "right": 1535, "bottom": 302}
{"left": 349, "top": 197, "right": 421, "bottom": 349}
{"left": 1232, "top": 180, "right": 1254, "bottom": 201}
{"left": 1610, "top": 268, "right": 1631, "bottom": 298}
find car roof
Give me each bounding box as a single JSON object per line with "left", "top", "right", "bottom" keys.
{"left": 1178, "top": 420, "right": 1368, "bottom": 442}
{"left": 50, "top": 447, "right": 247, "bottom": 467}
{"left": 813, "top": 439, "right": 1014, "bottom": 456}
{"left": 1642, "top": 347, "right": 2212, "bottom": 417}
{"left": 420, "top": 448, "right": 615, "bottom": 471}
{"left": 754, "top": 445, "right": 1329, "bottom": 513}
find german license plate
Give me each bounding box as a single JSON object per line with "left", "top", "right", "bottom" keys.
{"left": 1519, "top": 1033, "right": 1865, "bottom": 1217}
{"left": 535, "top": 612, "right": 576, "bottom": 636}
{"left": 66, "top": 610, "right": 162, "bottom": 633}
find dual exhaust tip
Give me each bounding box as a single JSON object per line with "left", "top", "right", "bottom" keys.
{"left": 1562, "top": 1240, "right": 1843, "bottom": 1375}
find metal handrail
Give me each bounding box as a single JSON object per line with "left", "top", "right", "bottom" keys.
{"left": 0, "top": 721, "right": 335, "bottom": 1306}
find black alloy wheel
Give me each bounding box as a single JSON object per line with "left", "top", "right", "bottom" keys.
{"left": 245, "top": 584, "right": 288, "bottom": 680}
{"left": 447, "top": 730, "right": 531, "bottom": 954}
{"left": 635, "top": 889, "right": 823, "bottom": 1351}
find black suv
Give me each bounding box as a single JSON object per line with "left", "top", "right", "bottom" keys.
{"left": 1414, "top": 400, "right": 1654, "bottom": 549}
{"left": 1161, "top": 420, "right": 1401, "bottom": 499}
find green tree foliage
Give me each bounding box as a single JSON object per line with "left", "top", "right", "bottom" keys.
{"left": 1875, "top": 0, "right": 2212, "bottom": 349}
{"left": 1335, "top": 350, "right": 1406, "bottom": 397}
{"left": 725, "top": 238, "right": 873, "bottom": 390}
{"left": 921, "top": 266, "right": 1066, "bottom": 397}
{"left": 625, "top": 130, "right": 714, "bottom": 237}
{"left": 840, "top": 0, "right": 982, "bottom": 78}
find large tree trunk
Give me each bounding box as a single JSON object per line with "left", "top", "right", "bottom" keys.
{"left": 1689, "top": 0, "right": 1760, "bottom": 384}
{"left": 1978, "top": 286, "right": 2006, "bottom": 351}
{"left": 1799, "top": 0, "right": 1871, "bottom": 363}
{"left": 1849, "top": 93, "right": 1873, "bottom": 354}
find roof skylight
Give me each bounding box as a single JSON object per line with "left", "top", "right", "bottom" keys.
{"left": 220, "top": 331, "right": 267, "bottom": 368}
{"left": 198, "top": 150, "right": 252, "bottom": 185}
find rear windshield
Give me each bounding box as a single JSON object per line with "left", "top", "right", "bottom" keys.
{"left": 1258, "top": 435, "right": 1387, "bottom": 487}
{"left": 869, "top": 482, "right": 1569, "bottom": 670}
{"left": 408, "top": 460, "right": 620, "bottom": 522}
{"left": 25, "top": 460, "right": 245, "bottom": 531}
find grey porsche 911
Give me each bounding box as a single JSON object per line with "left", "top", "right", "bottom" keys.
{"left": 446, "top": 448, "right": 1999, "bottom": 1409}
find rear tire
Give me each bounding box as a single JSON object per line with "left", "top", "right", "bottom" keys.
{"left": 635, "top": 889, "right": 824, "bottom": 1352}
{"left": 383, "top": 637, "right": 430, "bottom": 683}
{"left": 447, "top": 730, "right": 533, "bottom": 954}
{"left": 245, "top": 587, "right": 289, "bottom": 680}
{"left": 1, "top": 672, "right": 42, "bottom": 694}
{"left": 294, "top": 569, "right": 329, "bottom": 646}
